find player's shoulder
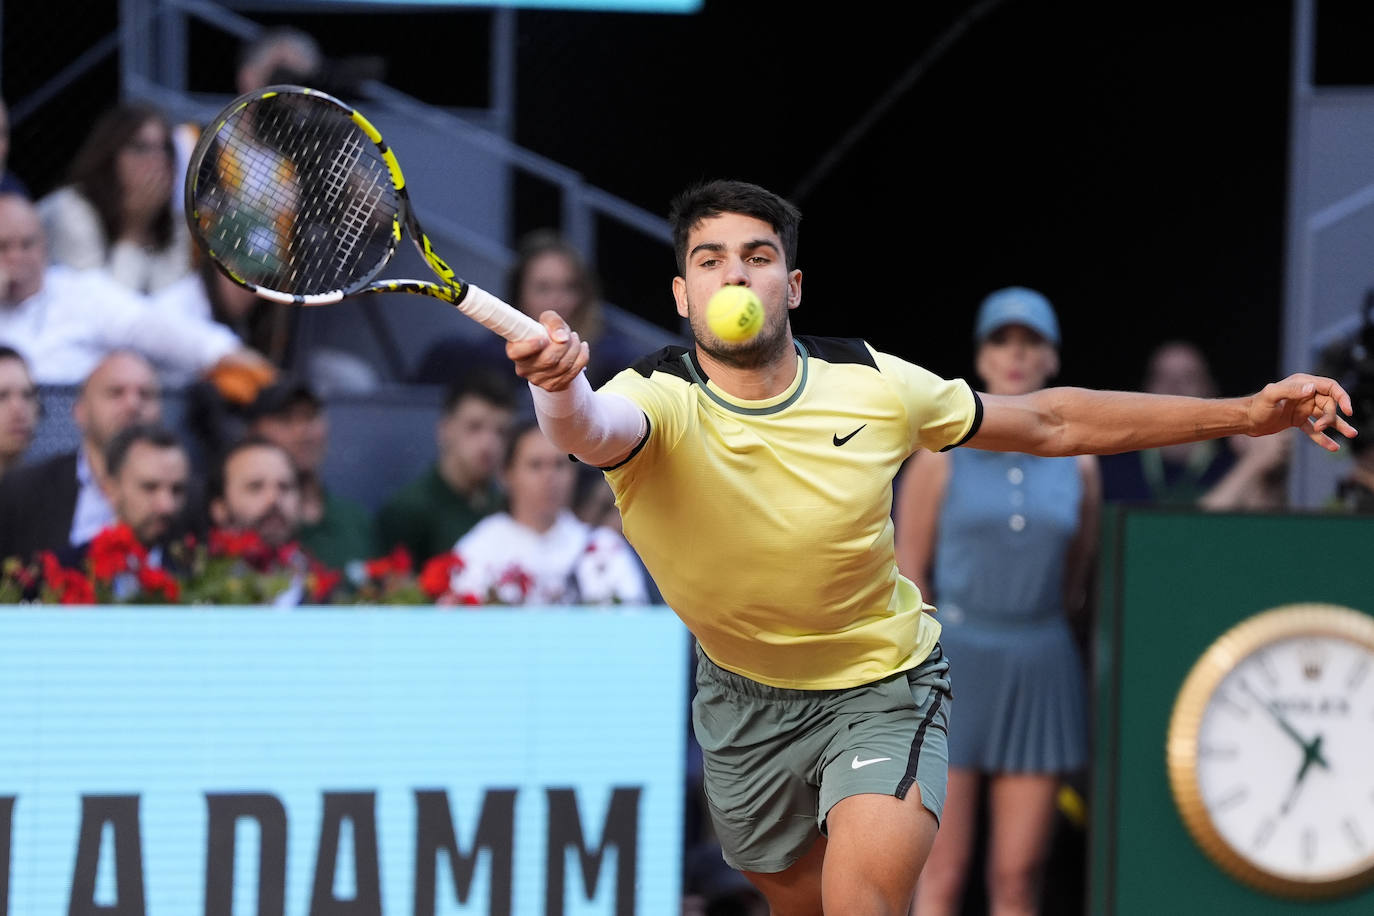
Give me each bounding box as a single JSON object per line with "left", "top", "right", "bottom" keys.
{"left": 795, "top": 335, "right": 879, "bottom": 370}
{"left": 623, "top": 345, "right": 695, "bottom": 383}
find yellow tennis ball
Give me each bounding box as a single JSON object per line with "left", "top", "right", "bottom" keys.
{"left": 706, "top": 286, "right": 765, "bottom": 343}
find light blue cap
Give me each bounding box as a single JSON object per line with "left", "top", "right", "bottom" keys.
{"left": 975, "top": 286, "right": 1060, "bottom": 345}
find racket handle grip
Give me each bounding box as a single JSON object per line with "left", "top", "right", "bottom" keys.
{"left": 457, "top": 284, "right": 548, "bottom": 343}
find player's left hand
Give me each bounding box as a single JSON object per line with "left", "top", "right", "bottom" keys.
{"left": 1247, "top": 373, "right": 1358, "bottom": 451}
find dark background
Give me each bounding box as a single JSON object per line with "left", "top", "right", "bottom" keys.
{"left": 11, "top": 0, "right": 1374, "bottom": 394}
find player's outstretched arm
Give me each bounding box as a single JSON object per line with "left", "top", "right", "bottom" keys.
{"left": 968, "top": 373, "right": 1357, "bottom": 457}
{"left": 507, "top": 310, "right": 646, "bottom": 467}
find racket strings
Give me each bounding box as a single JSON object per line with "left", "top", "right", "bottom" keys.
{"left": 191, "top": 95, "right": 401, "bottom": 296}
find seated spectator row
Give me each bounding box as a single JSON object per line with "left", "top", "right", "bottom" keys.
{"left": 0, "top": 349, "right": 653, "bottom": 606}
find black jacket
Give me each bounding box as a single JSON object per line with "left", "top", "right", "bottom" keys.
{"left": 0, "top": 451, "right": 80, "bottom": 562}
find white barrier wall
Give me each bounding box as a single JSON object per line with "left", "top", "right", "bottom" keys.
{"left": 0, "top": 607, "right": 688, "bottom": 915}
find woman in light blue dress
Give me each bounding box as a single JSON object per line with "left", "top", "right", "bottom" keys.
{"left": 896, "top": 287, "right": 1101, "bottom": 916}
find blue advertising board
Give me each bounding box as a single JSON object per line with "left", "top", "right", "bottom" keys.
{"left": 0, "top": 606, "right": 688, "bottom": 914}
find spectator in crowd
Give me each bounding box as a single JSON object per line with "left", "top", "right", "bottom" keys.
{"left": 244, "top": 378, "right": 377, "bottom": 569}
{"left": 0, "top": 344, "right": 38, "bottom": 480}
{"left": 0, "top": 192, "right": 275, "bottom": 389}
{"left": 208, "top": 435, "right": 302, "bottom": 551}
{"left": 37, "top": 102, "right": 193, "bottom": 296}
{"left": 895, "top": 287, "right": 1099, "bottom": 916}
{"left": 1099, "top": 341, "right": 1234, "bottom": 504}
{"left": 449, "top": 419, "right": 649, "bottom": 605}
{"left": 157, "top": 255, "right": 293, "bottom": 366}
{"left": 0, "top": 349, "right": 161, "bottom": 560}
{"left": 154, "top": 253, "right": 378, "bottom": 393}
{"left": 236, "top": 26, "right": 324, "bottom": 94}
{"left": 376, "top": 370, "right": 518, "bottom": 565}
{"left": 172, "top": 26, "right": 326, "bottom": 217}
{"left": 0, "top": 98, "right": 29, "bottom": 198}
{"left": 74, "top": 423, "right": 192, "bottom": 565}
{"left": 413, "top": 229, "right": 644, "bottom": 389}
{"left": 1196, "top": 430, "right": 1292, "bottom": 511}
{"left": 206, "top": 435, "right": 309, "bottom": 605}
{"left": 1100, "top": 340, "right": 1293, "bottom": 510}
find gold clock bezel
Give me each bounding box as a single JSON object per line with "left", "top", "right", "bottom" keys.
{"left": 1166, "top": 602, "right": 1374, "bottom": 899}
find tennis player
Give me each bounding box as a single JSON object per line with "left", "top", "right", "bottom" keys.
{"left": 506, "top": 179, "right": 1355, "bottom": 916}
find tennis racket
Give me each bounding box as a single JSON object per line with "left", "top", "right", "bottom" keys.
{"left": 183, "top": 84, "right": 545, "bottom": 342}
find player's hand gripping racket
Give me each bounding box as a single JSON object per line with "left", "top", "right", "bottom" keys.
{"left": 184, "top": 84, "right": 545, "bottom": 342}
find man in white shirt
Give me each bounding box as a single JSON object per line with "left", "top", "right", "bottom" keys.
{"left": 0, "top": 192, "right": 272, "bottom": 386}
{"left": 0, "top": 349, "right": 162, "bottom": 560}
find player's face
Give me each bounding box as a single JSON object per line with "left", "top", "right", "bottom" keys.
{"left": 519, "top": 251, "right": 583, "bottom": 322}
{"left": 213, "top": 445, "right": 301, "bottom": 548}
{"left": 440, "top": 396, "right": 514, "bottom": 486}
{"left": 975, "top": 324, "right": 1059, "bottom": 396}
{"left": 0, "top": 196, "right": 47, "bottom": 305}
{"left": 0, "top": 356, "right": 38, "bottom": 464}
{"left": 74, "top": 352, "right": 162, "bottom": 453}
{"left": 108, "top": 442, "right": 189, "bottom": 546}
{"left": 504, "top": 427, "right": 576, "bottom": 529}
{"left": 673, "top": 213, "right": 802, "bottom": 369}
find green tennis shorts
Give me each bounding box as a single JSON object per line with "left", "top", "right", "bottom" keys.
{"left": 692, "top": 643, "right": 952, "bottom": 874}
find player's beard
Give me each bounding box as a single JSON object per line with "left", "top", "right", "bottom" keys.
{"left": 692, "top": 292, "right": 792, "bottom": 371}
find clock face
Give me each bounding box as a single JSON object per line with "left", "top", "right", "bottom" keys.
{"left": 1168, "top": 604, "right": 1374, "bottom": 899}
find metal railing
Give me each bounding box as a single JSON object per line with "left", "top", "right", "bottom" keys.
{"left": 10, "top": 0, "right": 681, "bottom": 368}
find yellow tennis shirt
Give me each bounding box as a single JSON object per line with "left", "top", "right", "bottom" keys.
{"left": 599, "top": 336, "right": 982, "bottom": 689}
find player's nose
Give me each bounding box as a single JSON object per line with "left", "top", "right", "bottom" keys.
{"left": 722, "top": 257, "right": 750, "bottom": 286}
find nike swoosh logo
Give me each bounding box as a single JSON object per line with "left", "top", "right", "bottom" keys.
{"left": 851, "top": 754, "right": 892, "bottom": 770}
{"left": 833, "top": 424, "right": 866, "bottom": 447}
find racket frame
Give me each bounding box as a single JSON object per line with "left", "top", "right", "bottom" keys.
{"left": 185, "top": 85, "right": 545, "bottom": 341}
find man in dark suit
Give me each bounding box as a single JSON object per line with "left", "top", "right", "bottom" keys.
{"left": 59, "top": 423, "right": 193, "bottom": 571}
{"left": 0, "top": 349, "right": 161, "bottom": 560}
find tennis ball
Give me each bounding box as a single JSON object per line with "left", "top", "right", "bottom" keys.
{"left": 706, "top": 286, "right": 765, "bottom": 343}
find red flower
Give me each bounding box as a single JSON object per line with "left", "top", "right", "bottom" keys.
{"left": 417, "top": 553, "right": 464, "bottom": 599}
{"left": 209, "top": 528, "right": 268, "bottom": 559}
{"left": 136, "top": 567, "right": 181, "bottom": 602}
{"left": 37, "top": 551, "right": 62, "bottom": 585}
{"left": 88, "top": 524, "right": 147, "bottom": 581}
{"left": 58, "top": 569, "right": 95, "bottom": 605}
{"left": 365, "top": 545, "right": 414, "bottom": 581}
{"left": 308, "top": 565, "right": 342, "bottom": 602}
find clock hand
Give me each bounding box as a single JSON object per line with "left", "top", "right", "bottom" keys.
{"left": 1238, "top": 677, "right": 1315, "bottom": 752}
{"left": 1304, "top": 732, "right": 1330, "bottom": 771}
{"left": 1280, "top": 734, "right": 1327, "bottom": 815}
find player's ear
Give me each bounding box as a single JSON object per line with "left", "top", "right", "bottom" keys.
{"left": 672, "top": 276, "right": 689, "bottom": 319}
{"left": 787, "top": 268, "right": 803, "bottom": 310}
{"left": 209, "top": 499, "right": 227, "bottom": 528}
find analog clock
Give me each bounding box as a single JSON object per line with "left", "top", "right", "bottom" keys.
{"left": 1167, "top": 603, "right": 1374, "bottom": 899}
